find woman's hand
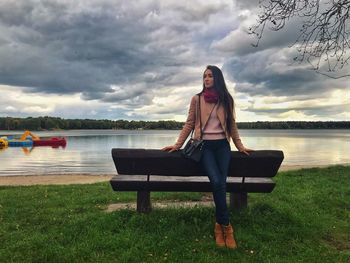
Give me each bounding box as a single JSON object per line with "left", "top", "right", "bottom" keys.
{"left": 239, "top": 147, "right": 254, "bottom": 156}
{"left": 161, "top": 145, "right": 180, "bottom": 153}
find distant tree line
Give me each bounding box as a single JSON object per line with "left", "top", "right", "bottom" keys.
{"left": 0, "top": 117, "right": 183, "bottom": 130}
{"left": 0, "top": 117, "right": 349, "bottom": 131}
{"left": 238, "top": 121, "right": 350, "bottom": 129}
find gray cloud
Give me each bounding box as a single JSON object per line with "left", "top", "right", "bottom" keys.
{"left": 234, "top": 0, "right": 259, "bottom": 10}
{"left": 0, "top": 0, "right": 349, "bottom": 121}
{"left": 0, "top": 0, "right": 225, "bottom": 102}
{"left": 246, "top": 103, "right": 350, "bottom": 121}
{"left": 224, "top": 49, "right": 350, "bottom": 100}
{"left": 169, "top": 1, "right": 229, "bottom": 22}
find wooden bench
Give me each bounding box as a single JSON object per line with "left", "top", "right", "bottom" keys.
{"left": 110, "top": 149, "right": 284, "bottom": 213}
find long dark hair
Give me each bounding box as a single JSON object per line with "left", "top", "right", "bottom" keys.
{"left": 201, "top": 65, "right": 236, "bottom": 136}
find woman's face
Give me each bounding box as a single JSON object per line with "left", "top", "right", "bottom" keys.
{"left": 203, "top": 69, "right": 214, "bottom": 89}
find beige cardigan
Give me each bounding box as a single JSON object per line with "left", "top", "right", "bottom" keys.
{"left": 174, "top": 94, "right": 244, "bottom": 150}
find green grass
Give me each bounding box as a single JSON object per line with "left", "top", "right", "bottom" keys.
{"left": 0, "top": 165, "right": 349, "bottom": 262}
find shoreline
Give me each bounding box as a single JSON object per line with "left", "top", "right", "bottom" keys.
{"left": 1, "top": 163, "right": 349, "bottom": 186}
{"left": 278, "top": 163, "right": 350, "bottom": 171}
{"left": 0, "top": 174, "right": 113, "bottom": 186}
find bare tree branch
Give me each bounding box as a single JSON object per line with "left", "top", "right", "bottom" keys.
{"left": 315, "top": 70, "right": 350, "bottom": 78}
{"left": 249, "top": 0, "right": 350, "bottom": 77}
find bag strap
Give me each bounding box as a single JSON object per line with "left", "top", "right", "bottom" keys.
{"left": 190, "top": 94, "right": 217, "bottom": 139}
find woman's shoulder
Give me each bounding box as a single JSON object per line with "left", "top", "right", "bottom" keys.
{"left": 191, "top": 92, "right": 202, "bottom": 101}
{"left": 189, "top": 95, "right": 199, "bottom": 106}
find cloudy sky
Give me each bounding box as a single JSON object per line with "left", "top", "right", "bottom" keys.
{"left": 0, "top": 0, "right": 349, "bottom": 122}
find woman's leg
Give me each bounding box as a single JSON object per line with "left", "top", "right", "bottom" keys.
{"left": 213, "top": 140, "right": 231, "bottom": 225}
{"left": 200, "top": 140, "right": 231, "bottom": 225}
{"left": 213, "top": 140, "right": 236, "bottom": 249}
{"left": 201, "top": 139, "right": 236, "bottom": 249}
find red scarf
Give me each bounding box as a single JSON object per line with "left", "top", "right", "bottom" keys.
{"left": 203, "top": 88, "right": 219, "bottom": 103}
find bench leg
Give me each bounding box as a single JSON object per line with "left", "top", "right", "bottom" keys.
{"left": 137, "top": 191, "right": 152, "bottom": 213}
{"left": 229, "top": 192, "right": 247, "bottom": 211}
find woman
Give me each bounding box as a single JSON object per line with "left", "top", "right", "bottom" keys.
{"left": 162, "top": 65, "right": 253, "bottom": 249}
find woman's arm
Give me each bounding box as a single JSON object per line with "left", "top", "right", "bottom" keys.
{"left": 162, "top": 96, "right": 197, "bottom": 152}
{"left": 230, "top": 121, "right": 244, "bottom": 151}
{"left": 231, "top": 120, "right": 254, "bottom": 155}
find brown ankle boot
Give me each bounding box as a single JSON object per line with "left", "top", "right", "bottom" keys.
{"left": 222, "top": 224, "right": 237, "bottom": 249}
{"left": 214, "top": 223, "right": 225, "bottom": 247}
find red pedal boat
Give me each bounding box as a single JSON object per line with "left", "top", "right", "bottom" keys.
{"left": 18, "top": 130, "right": 67, "bottom": 148}
{"left": 33, "top": 137, "right": 67, "bottom": 147}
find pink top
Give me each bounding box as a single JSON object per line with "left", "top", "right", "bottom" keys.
{"left": 202, "top": 105, "right": 226, "bottom": 140}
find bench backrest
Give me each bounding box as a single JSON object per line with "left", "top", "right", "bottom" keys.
{"left": 112, "top": 149, "right": 284, "bottom": 178}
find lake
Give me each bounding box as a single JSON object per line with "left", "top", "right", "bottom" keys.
{"left": 0, "top": 129, "right": 349, "bottom": 176}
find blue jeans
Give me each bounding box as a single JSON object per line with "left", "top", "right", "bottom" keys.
{"left": 200, "top": 139, "right": 231, "bottom": 225}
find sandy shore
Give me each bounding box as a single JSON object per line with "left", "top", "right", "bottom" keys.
{"left": 1, "top": 164, "right": 349, "bottom": 186}
{"left": 0, "top": 174, "right": 113, "bottom": 186}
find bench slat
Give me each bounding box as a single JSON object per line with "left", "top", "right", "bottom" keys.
{"left": 112, "top": 149, "right": 284, "bottom": 177}
{"left": 110, "top": 175, "right": 275, "bottom": 193}
{"left": 110, "top": 175, "right": 148, "bottom": 191}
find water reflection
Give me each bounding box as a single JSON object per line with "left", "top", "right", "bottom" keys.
{"left": 0, "top": 129, "right": 349, "bottom": 176}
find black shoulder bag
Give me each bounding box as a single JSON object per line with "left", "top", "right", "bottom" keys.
{"left": 182, "top": 95, "right": 217, "bottom": 162}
